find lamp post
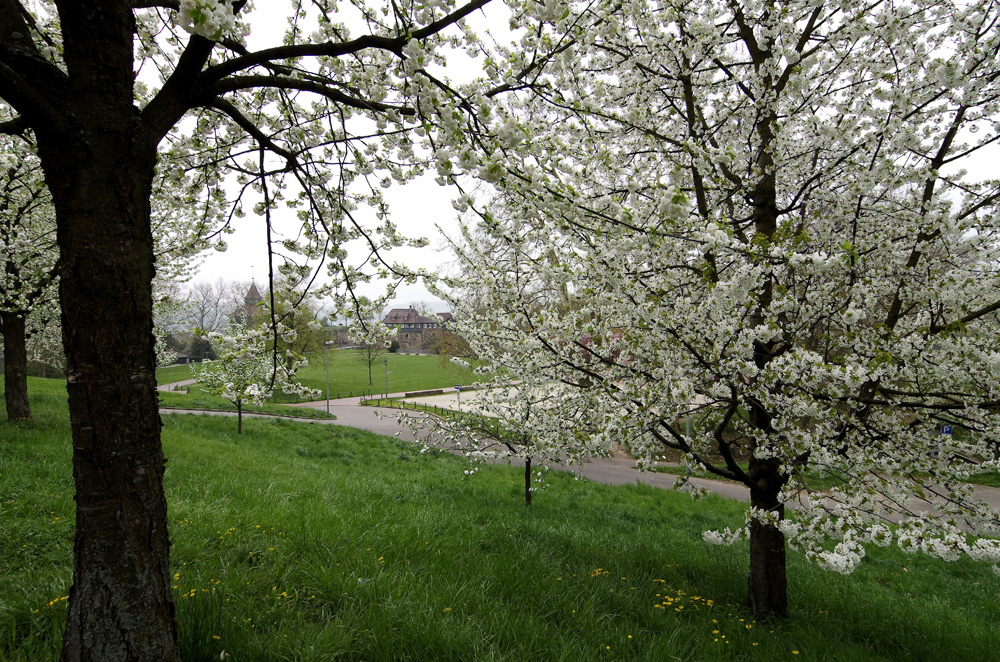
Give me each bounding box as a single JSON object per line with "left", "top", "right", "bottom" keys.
{"left": 384, "top": 357, "right": 389, "bottom": 400}
{"left": 324, "top": 340, "right": 335, "bottom": 414}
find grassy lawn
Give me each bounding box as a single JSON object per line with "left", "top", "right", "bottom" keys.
{"left": 157, "top": 351, "right": 485, "bottom": 404}
{"left": 3, "top": 379, "right": 1000, "bottom": 660}
{"left": 156, "top": 363, "right": 196, "bottom": 384}
{"left": 279, "top": 349, "right": 487, "bottom": 399}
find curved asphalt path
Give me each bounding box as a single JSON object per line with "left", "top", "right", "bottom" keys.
{"left": 160, "top": 385, "right": 1000, "bottom": 513}
{"left": 159, "top": 387, "right": 752, "bottom": 502}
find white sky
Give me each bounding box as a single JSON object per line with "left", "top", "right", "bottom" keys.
{"left": 193, "top": 174, "right": 463, "bottom": 312}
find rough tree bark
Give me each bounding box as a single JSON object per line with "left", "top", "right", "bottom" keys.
{"left": 27, "top": 6, "right": 180, "bottom": 661}
{"left": 742, "top": 46, "right": 788, "bottom": 614}
{"left": 0, "top": 311, "right": 31, "bottom": 421}
{"left": 44, "top": 129, "right": 178, "bottom": 661}
{"left": 746, "top": 455, "right": 788, "bottom": 617}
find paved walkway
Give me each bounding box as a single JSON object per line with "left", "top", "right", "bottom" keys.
{"left": 159, "top": 387, "right": 750, "bottom": 501}
{"left": 158, "top": 384, "right": 1000, "bottom": 513}
{"left": 157, "top": 378, "right": 197, "bottom": 392}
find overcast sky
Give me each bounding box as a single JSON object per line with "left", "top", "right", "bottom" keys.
{"left": 192, "top": 173, "right": 464, "bottom": 313}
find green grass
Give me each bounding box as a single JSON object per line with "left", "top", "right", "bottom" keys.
{"left": 156, "top": 363, "right": 197, "bottom": 384}
{"left": 11, "top": 373, "right": 336, "bottom": 420}
{"left": 3, "top": 378, "right": 1000, "bottom": 661}
{"left": 968, "top": 472, "right": 1000, "bottom": 488}
{"left": 157, "top": 351, "right": 486, "bottom": 403}
{"left": 277, "top": 349, "right": 489, "bottom": 401}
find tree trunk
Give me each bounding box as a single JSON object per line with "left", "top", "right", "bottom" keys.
{"left": 34, "top": 10, "right": 179, "bottom": 658}
{"left": 1, "top": 311, "right": 31, "bottom": 421}
{"left": 49, "top": 151, "right": 179, "bottom": 662}
{"left": 746, "top": 457, "right": 787, "bottom": 618}
{"left": 524, "top": 456, "right": 532, "bottom": 508}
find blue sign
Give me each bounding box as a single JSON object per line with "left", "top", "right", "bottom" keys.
{"left": 455, "top": 385, "right": 462, "bottom": 391}
{"left": 941, "top": 425, "right": 953, "bottom": 435}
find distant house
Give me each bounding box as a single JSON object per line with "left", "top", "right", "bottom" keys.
{"left": 382, "top": 307, "right": 452, "bottom": 352}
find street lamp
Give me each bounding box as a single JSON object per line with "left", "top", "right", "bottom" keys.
{"left": 324, "top": 340, "right": 335, "bottom": 414}
{"left": 384, "top": 357, "right": 389, "bottom": 400}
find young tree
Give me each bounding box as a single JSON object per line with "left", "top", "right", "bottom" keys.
{"left": 432, "top": 327, "right": 473, "bottom": 361}
{"left": 191, "top": 323, "right": 318, "bottom": 433}
{"left": 186, "top": 333, "right": 217, "bottom": 361}
{"left": 444, "top": 0, "right": 1000, "bottom": 617}
{"left": 400, "top": 378, "right": 600, "bottom": 506}
{"left": 356, "top": 340, "right": 385, "bottom": 386}
{"left": 0, "top": 1, "right": 533, "bottom": 657}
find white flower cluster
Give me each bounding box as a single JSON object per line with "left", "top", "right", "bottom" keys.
{"left": 177, "top": 0, "right": 235, "bottom": 41}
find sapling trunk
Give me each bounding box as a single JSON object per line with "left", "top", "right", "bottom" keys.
{"left": 524, "top": 456, "right": 532, "bottom": 507}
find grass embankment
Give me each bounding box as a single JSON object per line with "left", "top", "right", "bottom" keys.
{"left": 157, "top": 390, "right": 337, "bottom": 421}
{"left": 3, "top": 379, "right": 1000, "bottom": 661}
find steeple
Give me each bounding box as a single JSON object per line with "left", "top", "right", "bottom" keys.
{"left": 245, "top": 281, "right": 262, "bottom": 306}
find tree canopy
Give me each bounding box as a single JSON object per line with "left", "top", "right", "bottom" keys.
{"left": 435, "top": 0, "right": 1000, "bottom": 617}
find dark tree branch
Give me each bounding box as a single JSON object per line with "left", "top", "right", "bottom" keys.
{"left": 142, "top": 29, "right": 223, "bottom": 141}
{"left": 0, "top": 0, "right": 69, "bottom": 135}
{"left": 200, "top": 0, "right": 492, "bottom": 82}
{"left": 214, "top": 75, "right": 416, "bottom": 115}
{"left": 0, "top": 115, "right": 28, "bottom": 136}
{"left": 928, "top": 298, "right": 1000, "bottom": 335}
{"left": 133, "top": 0, "right": 179, "bottom": 8}
{"left": 204, "top": 97, "right": 298, "bottom": 164}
